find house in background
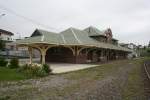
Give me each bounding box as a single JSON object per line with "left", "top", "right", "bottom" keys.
{"left": 0, "top": 29, "right": 14, "bottom": 42}
{"left": 0, "top": 29, "right": 40, "bottom": 58}
{"left": 4, "top": 39, "right": 40, "bottom": 58}
{"left": 120, "top": 43, "right": 138, "bottom": 58}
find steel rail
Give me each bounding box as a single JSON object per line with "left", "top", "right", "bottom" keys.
{"left": 144, "top": 61, "right": 150, "bottom": 80}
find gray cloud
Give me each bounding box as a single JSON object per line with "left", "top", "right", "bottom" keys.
{"left": 0, "top": 0, "right": 149, "bottom": 45}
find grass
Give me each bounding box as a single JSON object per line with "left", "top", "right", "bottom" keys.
{"left": 50, "top": 58, "right": 150, "bottom": 98}
{"left": 63, "top": 60, "right": 130, "bottom": 80}
{"left": 122, "top": 57, "right": 150, "bottom": 100}
{"left": 45, "top": 60, "right": 133, "bottom": 96}
{"left": 1, "top": 57, "right": 150, "bottom": 99}
{"left": 0, "top": 67, "right": 28, "bottom": 81}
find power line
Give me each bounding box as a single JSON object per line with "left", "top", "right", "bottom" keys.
{"left": 0, "top": 4, "right": 59, "bottom": 32}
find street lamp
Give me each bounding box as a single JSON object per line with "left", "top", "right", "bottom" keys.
{"left": 0, "top": 13, "right": 5, "bottom": 18}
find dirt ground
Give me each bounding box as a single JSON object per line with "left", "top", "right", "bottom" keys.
{"left": 0, "top": 58, "right": 150, "bottom": 100}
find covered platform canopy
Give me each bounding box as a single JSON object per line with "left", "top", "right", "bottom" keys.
{"left": 15, "top": 26, "right": 132, "bottom": 64}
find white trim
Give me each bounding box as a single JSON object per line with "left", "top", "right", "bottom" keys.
{"left": 41, "top": 35, "right": 44, "bottom": 41}
{"left": 70, "top": 28, "right": 82, "bottom": 44}
{"left": 61, "top": 34, "right": 66, "bottom": 44}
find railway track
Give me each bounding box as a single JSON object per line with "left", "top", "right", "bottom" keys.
{"left": 143, "top": 60, "right": 150, "bottom": 98}
{"left": 144, "top": 61, "right": 150, "bottom": 80}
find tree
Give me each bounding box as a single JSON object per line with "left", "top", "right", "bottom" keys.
{"left": 144, "top": 46, "right": 146, "bottom": 50}
{"left": 0, "top": 40, "right": 5, "bottom": 51}
{"left": 147, "top": 42, "right": 150, "bottom": 56}
{"left": 147, "top": 49, "right": 150, "bottom": 53}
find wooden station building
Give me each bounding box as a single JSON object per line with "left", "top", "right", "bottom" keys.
{"left": 16, "top": 26, "right": 132, "bottom": 64}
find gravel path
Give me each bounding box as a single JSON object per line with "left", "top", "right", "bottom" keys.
{"left": 0, "top": 59, "right": 147, "bottom": 100}
{"left": 62, "top": 63, "right": 133, "bottom": 100}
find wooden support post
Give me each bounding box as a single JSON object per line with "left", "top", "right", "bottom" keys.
{"left": 106, "top": 49, "right": 108, "bottom": 61}
{"left": 108, "top": 50, "right": 110, "bottom": 60}
{"left": 115, "top": 51, "right": 117, "bottom": 59}
{"left": 41, "top": 50, "right": 46, "bottom": 64}
{"left": 100, "top": 49, "right": 103, "bottom": 62}
{"left": 107, "top": 49, "right": 110, "bottom": 61}
{"left": 108, "top": 49, "right": 110, "bottom": 61}
{"left": 101, "top": 49, "right": 103, "bottom": 57}
{"left": 28, "top": 47, "right": 33, "bottom": 64}
{"left": 31, "top": 45, "right": 52, "bottom": 65}
{"left": 39, "top": 46, "right": 50, "bottom": 65}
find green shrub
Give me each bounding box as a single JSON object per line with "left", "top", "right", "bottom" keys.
{"left": 0, "top": 95, "right": 11, "bottom": 100}
{"left": 8, "top": 58, "right": 19, "bottom": 68}
{"left": 0, "top": 58, "right": 8, "bottom": 67}
{"left": 43, "top": 64, "right": 52, "bottom": 73}
{"left": 36, "top": 68, "right": 47, "bottom": 77}
{"left": 18, "top": 64, "right": 28, "bottom": 72}
{"left": 147, "top": 49, "right": 150, "bottom": 53}
{"left": 19, "top": 63, "right": 52, "bottom": 77}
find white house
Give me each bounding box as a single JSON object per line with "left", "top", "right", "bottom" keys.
{"left": 0, "top": 29, "right": 14, "bottom": 42}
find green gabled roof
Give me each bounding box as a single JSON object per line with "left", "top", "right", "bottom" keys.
{"left": 15, "top": 27, "right": 132, "bottom": 52}
{"left": 16, "top": 29, "right": 61, "bottom": 45}
{"left": 84, "top": 26, "right": 104, "bottom": 36}
{"left": 15, "top": 36, "right": 43, "bottom": 44}
{"left": 60, "top": 28, "right": 80, "bottom": 45}
{"left": 60, "top": 27, "right": 99, "bottom": 46}
{"left": 38, "top": 29, "right": 63, "bottom": 44}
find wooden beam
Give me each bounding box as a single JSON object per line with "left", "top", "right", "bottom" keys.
{"left": 28, "top": 47, "right": 33, "bottom": 64}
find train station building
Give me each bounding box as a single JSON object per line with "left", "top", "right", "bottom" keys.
{"left": 16, "top": 26, "right": 131, "bottom": 64}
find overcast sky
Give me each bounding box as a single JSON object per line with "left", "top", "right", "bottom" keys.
{"left": 0, "top": 0, "right": 150, "bottom": 45}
